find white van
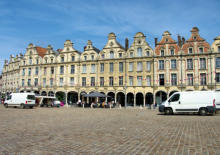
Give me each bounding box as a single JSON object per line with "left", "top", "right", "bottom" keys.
{"left": 215, "top": 91, "right": 220, "bottom": 111}
{"left": 159, "top": 91, "right": 217, "bottom": 115}
{"left": 4, "top": 93, "right": 36, "bottom": 109}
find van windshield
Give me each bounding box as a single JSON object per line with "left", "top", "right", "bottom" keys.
{"left": 27, "top": 95, "right": 35, "bottom": 100}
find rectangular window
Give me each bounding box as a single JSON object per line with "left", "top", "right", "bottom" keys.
{"left": 29, "top": 58, "right": 32, "bottom": 65}
{"left": 34, "top": 78, "right": 38, "bottom": 86}
{"left": 91, "top": 55, "right": 94, "bottom": 60}
{"left": 72, "top": 56, "right": 75, "bottom": 61}
{"left": 50, "top": 78, "right": 53, "bottom": 86}
{"left": 35, "top": 67, "right": 38, "bottom": 75}
{"left": 60, "top": 66, "right": 64, "bottom": 74}
{"left": 161, "top": 50, "right": 164, "bottom": 56}
{"left": 28, "top": 79, "right": 31, "bottom": 86}
{"left": 119, "top": 76, "right": 123, "bottom": 86}
{"left": 100, "top": 77, "right": 104, "bottom": 86}
{"left": 36, "top": 59, "right": 39, "bottom": 64}
{"left": 146, "top": 76, "right": 151, "bottom": 86}
{"left": 43, "top": 78, "right": 46, "bottom": 87}
{"left": 216, "top": 57, "right": 220, "bottom": 68}
{"left": 51, "top": 67, "right": 54, "bottom": 74}
{"left": 109, "top": 77, "right": 113, "bottom": 86}
{"left": 188, "top": 47, "right": 193, "bottom": 54}
{"left": 137, "top": 76, "right": 142, "bottom": 86}
{"left": 100, "top": 63, "right": 104, "bottom": 73}
{"left": 199, "top": 47, "right": 203, "bottom": 53}
{"left": 187, "top": 59, "right": 193, "bottom": 70}
{"left": 146, "top": 61, "right": 151, "bottom": 71}
{"left": 137, "top": 62, "right": 143, "bottom": 71}
{"left": 82, "top": 64, "right": 86, "bottom": 73}
{"left": 200, "top": 73, "right": 206, "bottom": 85}
{"left": 102, "top": 54, "right": 105, "bottom": 59}
{"left": 61, "top": 57, "right": 64, "bottom": 62}
{"left": 218, "top": 46, "right": 220, "bottom": 53}
{"left": 71, "top": 65, "right": 75, "bottom": 74}
{"left": 200, "top": 58, "right": 206, "bottom": 69}
{"left": 22, "top": 79, "right": 24, "bottom": 86}
{"left": 60, "top": 78, "right": 63, "bottom": 86}
{"left": 159, "top": 74, "right": 165, "bottom": 86}
{"left": 137, "top": 48, "right": 142, "bottom": 57}
{"left": 44, "top": 67, "right": 47, "bottom": 75}
{"left": 119, "top": 62, "right": 123, "bottom": 72}
{"left": 28, "top": 68, "right": 31, "bottom": 76}
{"left": 70, "top": 77, "right": 74, "bottom": 86}
{"left": 82, "top": 77, "right": 86, "bottom": 86}
{"left": 110, "top": 52, "right": 114, "bottom": 59}
{"left": 51, "top": 58, "right": 53, "bottom": 63}
{"left": 187, "top": 74, "right": 193, "bottom": 86}
{"left": 119, "top": 53, "right": 122, "bottom": 58}
{"left": 129, "top": 76, "right": 133, "bottom": 86}
{"left": 129, "top": 62, "right": 133, "bottom": 72}
{"left": 216, "top": 73, "right": 220, "bottom": 83}
{"left": 91, "top": 64, "right": 96, "bottom": 73}
{"left": 91, "top": 77, "right": 95, "bottom": 86}
{"left": 159, "top": 60, "right": 164, "bottom": 70}
{"left": 171, "top": 59, "right": 176, "bottom": 69}
{"left": 130, "top": 52, "right": 134, "bottom": 57}
{"left": 22, "top": 69, "right": 25, "bottom": 76}
{"left": 110, "top": 63, "right": 114, "bottom": 72}
{"left": 170, "top": 49, "right": 174, "bottom": 55}
{"left": 84, "top": 56, "right": 87, "bottom": 61}
{"left": 171, "top": 74, "right": 177, "bottom": 86}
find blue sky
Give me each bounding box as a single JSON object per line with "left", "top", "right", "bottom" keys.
{"left": 0, "top": 0, "right": 220, "bottom": 70}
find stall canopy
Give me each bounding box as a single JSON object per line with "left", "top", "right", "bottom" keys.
{"left": 83, "top": 92, "right": 109, "bottom": 98}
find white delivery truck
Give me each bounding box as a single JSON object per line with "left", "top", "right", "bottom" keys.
{"left": 4, "top": 93, "right": 36, "bottom": 109}
{"left": 159, "top": 91, "right": 217, "bottom": 115}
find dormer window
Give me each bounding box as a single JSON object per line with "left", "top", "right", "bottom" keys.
{"left": 193, "top": 36, "right": 197, "bottom": 40}
{"left": 36, "top": 59, "right": 39, "bottom": 64}
{"left": 72, "top": 56, "right": 75, "bottom": 61}
{"left": 84, "top": 56, "right": 87, "bottom": 61}
{"left": 61, "top": 57, "right": 64, "bottom": 62}
{"left": 119, "top": 53, "right": 122, "bottom": 58}
{"left": 138, "top": 40, "right": 141, "bottom": 44}
{"left": 110, "top": 51, "right": 114, "bottom": 59}
{"left": 218, "top": 46, "right": 220, "bottom": 53}
{"left": 188, "top": 47, "right": 193, "bottom": 54}
{"left": 30, "top": 51, "right": 32, "bottom": 55}
{"left": 146, "top": 51, "right": 150, "bottom": 56}
{"left": 23, "top": 61, "right": 26, "bottom": 65}
{"left": 165, "top": 38, "right": 168, "bottom": 42}
{"left": 45, "top": 58, "right": 47, "bottom": 63}
{"left": 67, "top": 47, "right": 69, "bottom": 51}
{"left": 101, "top": 54, "right": 105, "bottom": 59}
{"left": 51, "top": 58, "right": 53, "bottom": 63}
{"left": 161, "top": 50, "right": 164, "bottom": 56}
{"left": 29, "top": 57, "right": 32, "bottom": 65}
{"left": 199, "top": 47, "right": 203, "bottom": 53}
{"left": 137, "top": 47, "right": 142, "bottom": 57}
{"left": 130, "top": 52, "right": 133, "bottom": 57}
{"left": 91, "top": 55, "right": 94, "bottom": 60}
{"left": 170, "top": 49, "right": 174, "bottom": 55}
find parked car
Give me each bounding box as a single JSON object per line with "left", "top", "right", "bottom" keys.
{"left": 159, "top": 91, "right": 217, "bottom": 116}
{"left": 4, "top": 93, "right": 36, "bottom": 109}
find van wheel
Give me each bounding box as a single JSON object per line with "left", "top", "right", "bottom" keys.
{"left": 30, "top": 106, "right": 33, "bottom": 109}
{"left": 165, "top": 108, "right": 173, "bottom": 115}
{"left": 199, "top": 108, "right": 207, "bottom": 116}
{"left": 4, "top": 104, "right": 8, "bottom": 108}
{"left": 20, "top": 104, "right": 25, "bottom": 109}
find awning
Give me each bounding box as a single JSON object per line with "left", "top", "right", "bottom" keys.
{"left": 83, "top": 92, "right": 110, "bottom": 98}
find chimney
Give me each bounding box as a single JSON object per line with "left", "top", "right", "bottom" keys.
{"left": 178, "top": 35, "right": 182, "bottom": 47}
{"left": 155, "top": 38, "right": 158, "bottom": 47}
{"left": 182, "top": 37, "right": 185, "bottom": 45}
{"left": 125, "top": 38, "right": 129, "bottom": 51}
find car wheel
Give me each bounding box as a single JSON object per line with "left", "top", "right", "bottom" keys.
{"left": 4, "top": 103, "right": 8, "bottom": 108}
{"left": 165, "top": 108, "right": 173, "bottom": 115}
{"left": 199, "top": 108, "right": 207, "bottom": 116}
{"left": 30, "top": 106, "right": 33, "bottom": 109}
{"left": 20, "top": 104, "right": 25, "bottom": 109}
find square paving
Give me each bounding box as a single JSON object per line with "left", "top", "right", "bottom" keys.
{"left": 0, "top": 105, "right": 220, "bottom": 155}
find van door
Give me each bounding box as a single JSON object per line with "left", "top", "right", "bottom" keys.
{"left": 168, "top": 93, "right": 181, "bottom": 112}
{"left": 26, "top": 95, "right": 36, "bottom": 105}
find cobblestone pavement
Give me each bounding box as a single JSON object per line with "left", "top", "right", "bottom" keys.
{"left": 0, "top": 105, "right": 220, "bottom": 155}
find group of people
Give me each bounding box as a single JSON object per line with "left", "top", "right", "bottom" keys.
{"left": 76, "top": 99, "right": 116, "bottom": 108}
